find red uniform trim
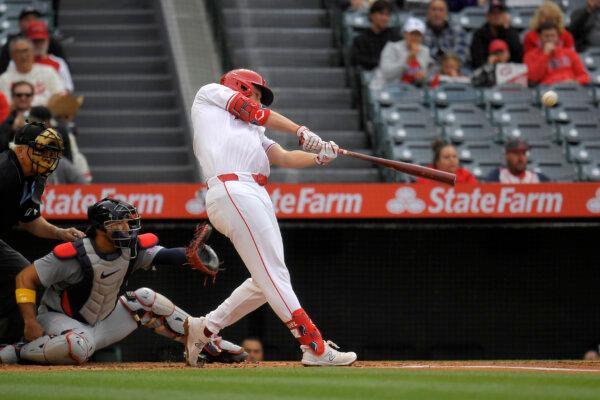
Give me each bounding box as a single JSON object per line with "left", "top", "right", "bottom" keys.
{"left": 138, "top": 233, "right": 158, "bottom": 249}
{"left": 61, "top": 291, "right": 73, "bottom": 317}
{"left": 53, "top": 242, "right": 77, "bottom": 259}
{"left": 226, "top": 92, "right": 270, "bottom": 126}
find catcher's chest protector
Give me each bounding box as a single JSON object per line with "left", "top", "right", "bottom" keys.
{"left": 61, "top": 238, "right": 132, "bottom": 326}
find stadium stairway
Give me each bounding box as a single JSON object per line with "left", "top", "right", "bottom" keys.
{"left": 222, "top": 0, "right": 380, "bottom": 182}
{"left": 59, "top": 0, "right": 196, "bottom": 183}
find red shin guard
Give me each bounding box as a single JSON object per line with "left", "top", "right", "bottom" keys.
{"left": 286, "top": 308, "right": 325, "bottom": 355}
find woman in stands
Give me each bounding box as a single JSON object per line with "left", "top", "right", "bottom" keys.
{"left": 415, "top": 138, "right": 477, "bottom": 184}
{"left": 523, "top": 1, "right": 574, "bottom": 53}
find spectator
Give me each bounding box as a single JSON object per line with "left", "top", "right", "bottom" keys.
{"left": 370, "top": 17, "right": 431, "bottom": 89}
{"left": 470, "top": 0, "right": 523, "bottom": 69}
{"left": 524, "top": 1, "right": 574, "bottom": 54}
{"left": 423, "top": 0, "right": 470, "bottom": 63}
{"left": 0, "top": 7, "right": 67, "bottom": 74}
{"left": 471, "top": 39, "right": 510, "bottom": 87}
{"left": 0, "top": 37, "right": 65, "bottom": 107}
{"left": 351, "top": 0, "right": 401, "bottom": 71}
{"left": 486, "top": 139, "right": 550, "bottom": 183}
{"left": 524, "top": 22, "right": 590, "bottom": 85}
{"left": 429, "top": 53, "right": 471, "bottom": 87}
{"left": 569, "top": 0, "right": 600, "bottom": 52}
{"left": 415, "top": 139, "right": 478, "bottom": 184}
{"left": 241, "top": 338, "right": 264, "bottom": 362}
{"left": 0, "top": 92, "right": 8, "bottom": 125}
{"left": 0, "top": 81, "right": 34, "bottom": 152}
{"left": 25, "top": 21, "right": 73, "bottom": 92}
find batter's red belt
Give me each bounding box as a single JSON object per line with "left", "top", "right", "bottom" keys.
{"left": 217, "top": 173, "right": 268, "bottom": 186}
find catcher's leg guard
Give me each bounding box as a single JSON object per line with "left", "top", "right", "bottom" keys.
{"left": 119, "top": 287, "right": 189, "bottom": 342}
{"left": 19, "top": 329, "right": 94, "bottom": 365}
{"left": 287, "top": 308, "right": 325, "bottom": 355}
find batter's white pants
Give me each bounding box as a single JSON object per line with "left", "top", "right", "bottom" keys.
{"left": 204, "top": 175, "right": 301, "bottom": 333}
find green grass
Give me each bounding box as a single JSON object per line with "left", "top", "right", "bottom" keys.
{"left": 1, "top": 368, "right": 600, "bottom": 400}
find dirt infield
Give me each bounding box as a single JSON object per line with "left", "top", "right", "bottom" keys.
{"left": 2, "top": 360, "right": 600, "bottom": 373}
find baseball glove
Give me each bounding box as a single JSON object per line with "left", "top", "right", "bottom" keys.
{"left": 186, "top": 223, "right": 221, "bottom": 281}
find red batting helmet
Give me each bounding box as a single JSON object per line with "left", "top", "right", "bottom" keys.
{"left": 220, "top": 68, "right": 274, "bottom": 106}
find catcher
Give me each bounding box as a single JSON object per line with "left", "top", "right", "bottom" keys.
{"left": 0, "top": 197, "right": 246, "bottom": 365}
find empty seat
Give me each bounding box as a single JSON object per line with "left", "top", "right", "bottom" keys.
{"left": 510, "top": 7, "right": 536, "bottom": 31}
{"left": 579, "top": 162, "right": 600, "bottom": 181}
{"left": 492, "top": 104, "right": 546, "bottom": 126}
{"left": 537, "top": 83, "right": 594, "bottom": 106}
{"left": 483, "top": 84, "right": 534, "bottom": 107}
{"left": 429, "top": 83, "right": 481, "bottom": 107}
{"left": 582, "top": 47, "right": 600, "bottom": 71}
{"left": 500, "top": 123, "right": 557, "bottom": 143}
{"left": 567, "top": 142, "right": 600, "bottom": 163}
{"left": 377, "top": 82, "right": 425, "bottom": 106}
{"left": 436, "top": 103, "right": 489, "bottom": 126}
{"left": 528, "top": 143, "right": 567, "bottom": 164}
{"left": 457, "top": 7, "right": 486, "bottom": 31}
{"left": 444, "top": 123, "right": 497, "bottom": 144}
{"left": 546, "top": 104, "right": 598, "bottom": 124}
{"left": 456, "top": 142, "right": 504, "bottom": 165}
{"left": 392, "top": 141, "right": 433, "bottom": 166}
{"left": 533, "top": 162, "right": 578, "bottom": 181}
{"left": 381, "top": 104, "right": 439, "bottom": 143}
{"left": 557, "top": 122, "right": 600, "bottom": 143}
{"left": 472, "top": 162, "right": 502, "bottom": 181}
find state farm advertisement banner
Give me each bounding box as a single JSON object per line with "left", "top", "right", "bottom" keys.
{"left": 41, "top": 183, "right": 600, "bottom": 219}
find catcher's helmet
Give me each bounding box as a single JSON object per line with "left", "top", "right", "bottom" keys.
{"left": 220, "top": 68, "right": 274, "bottom": 106}
{"left": 14, "top": 122, "right": 64, "bottom": 177}
{"left": 88, "top": 198, "right": 141, "bottom": 258}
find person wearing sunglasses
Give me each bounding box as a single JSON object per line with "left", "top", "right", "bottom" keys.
{"left": 0, "top": 81, "right": 34, "bottom": 152}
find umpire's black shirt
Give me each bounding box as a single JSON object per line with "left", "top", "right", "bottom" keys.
{"left": 0, "top": 150, "right": 41, "bottom": 238}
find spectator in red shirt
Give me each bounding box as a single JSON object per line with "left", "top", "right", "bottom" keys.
{"left": 524, "top": 21, "right": 590, "bottom": 85}
{"left": 524, "top": 1, "right": 574, "bottom": 53}
{"left": 415, "top": 139, "right": 477, "bottom": 184}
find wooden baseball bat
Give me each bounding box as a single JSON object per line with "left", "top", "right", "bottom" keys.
{"left": 337, "top": 148, "right": 456, "bottom": 186}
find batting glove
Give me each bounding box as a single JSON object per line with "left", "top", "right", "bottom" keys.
{"left": 297, "top": 126, "right": 323, "bottom": 152}
{"left": 315, "top": 141, "right": 339, "bottom": 166}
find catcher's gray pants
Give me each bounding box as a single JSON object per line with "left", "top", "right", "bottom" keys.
{"left": 0, "top": 239, "right": 30, "bottom": 340}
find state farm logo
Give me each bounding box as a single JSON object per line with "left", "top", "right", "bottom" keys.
{"left": 185, "top": 189, "right": 207, "bottom": 215}
{"left": 271, "top": 187, "right": 362, "bottom": 214}
{"left": 586, "top": 188, "right": 600, "bottom": 213}
{"left": 386, "top": 187, "right": 425, "bottom": 214}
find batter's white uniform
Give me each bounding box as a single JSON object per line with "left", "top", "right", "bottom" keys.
{"left": 191, "top": 83, "right": 302, "bottom": 329}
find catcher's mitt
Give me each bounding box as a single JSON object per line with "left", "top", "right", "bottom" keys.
{"left": 186, "top": 223, "right": 220, "bottom": 279}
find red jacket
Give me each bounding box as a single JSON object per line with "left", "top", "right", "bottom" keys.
{"left": 524, "top": 46, "right": 590, "bottom": 85}
{"left": 414, "top": 166, "right": 478, "bottom": 184}
{"left": 523, "top": 30, "right": 574, "bottom": 53}
{"left": 0, "top": 92, "right": 9, "bottom": 124}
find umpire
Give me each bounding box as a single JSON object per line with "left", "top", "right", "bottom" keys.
{"left": 0, "top": 122, "right": 84, "bottom": 341}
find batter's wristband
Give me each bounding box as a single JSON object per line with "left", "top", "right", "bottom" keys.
{"left": 15, "top": 288, "right": 36, "bottom": 304}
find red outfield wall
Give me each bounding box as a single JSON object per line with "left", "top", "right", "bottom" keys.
{"left": 41, "top": 183, "right": 600, "bottom": 219}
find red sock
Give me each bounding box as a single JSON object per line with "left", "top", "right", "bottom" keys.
{"left": 286, "top": 308, "right": 325, "bottom": 355}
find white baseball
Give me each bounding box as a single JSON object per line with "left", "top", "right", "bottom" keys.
{"left": 541, "top": 90, "right": 558, "bottom": 107}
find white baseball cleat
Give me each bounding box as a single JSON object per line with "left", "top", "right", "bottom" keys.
{"left": 184, "top": 316, "right": 211, "bottom": 367}
{"left": 301, "top": 340, "right": 357, "bottom": 366}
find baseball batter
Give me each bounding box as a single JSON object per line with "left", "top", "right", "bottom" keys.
{"left": 0, "top": 198, "right": 246, "bottom": 365}
{"left": 185, "top": 69, "right": 357, "bottom": 366}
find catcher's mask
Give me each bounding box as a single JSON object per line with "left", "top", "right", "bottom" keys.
{"left": 15, "top": 123, "right": 64, "bottom": 177}
{"left": 88, "top": 198, "right": 141, "bottom": 259}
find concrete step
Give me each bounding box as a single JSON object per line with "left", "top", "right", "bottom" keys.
{"left": 82, "top": 146, "right": 190, "bottom": 166}
{"left": 223, "top": 9, "right": 327, "bottom": 28}
{"left": 233, "top": 48, "right": 340, "bottom": 67}
{"left": 80, "top": 91, "right": 177, "bottom": 109}
{"left": 267, "top": 130, "right": 369, "bottom": 149}
{"left": 77, "top": 127, "right": 186, "bottom": 147}
{"left": 76, "top": 109, "right": 181, "bottom": 128}
{"left": 60, "top": 24, "right": 160, "bottom": 41}
{"left": 60, "top": 9, "right": 156, "bottom": 25}
{"left": 63, "top": 41, "right": 164, "bottom": 57}
{"left": 227, "top": 28, "right": 333, "bottom": 48}
{"left": 69, "top": 56, "right": 168, "bottom": 74}
{"left": 277, "top": 109, "right": 360, "bottom": 131}
{"left": 260, "top": 67, "right": 346, "bottom": 88}
{"left": 74, "top": 74, "right": 174, "bottom": 91}
{"left": 221, "top": 0, "right": 323, "bottom": 8}
{"left": 268, "top": 168, "right": 381, "bottom": 183}
{"left": 271, "top": 87, "right": 352, "bottom": 109}
{"left": 91, "top": 165, "right": 195, "bottom": 183}
{"left": 61, "top": 0, "right": 154, "bottom": 10}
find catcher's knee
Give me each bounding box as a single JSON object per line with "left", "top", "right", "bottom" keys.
{"left": 21, "top": 330, "right": 94, "bottom": 365}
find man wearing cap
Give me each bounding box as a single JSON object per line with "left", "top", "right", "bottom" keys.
{"left": 0, "top": 123, "right": 84, "bottom": 342}
{"left": 471, "top": 39, "right": 511, "bottom": 87}
{"left": 0, "top": 7, "right": 67, "bottom": 74}
{"left": 486, "top": 139, "right": 550, "bottom": 183}
{"left": 370, "top": 17, "right": 431, "bottom": 89}
{"left": 470, "top": 0, "right": 523, "bottom": 69}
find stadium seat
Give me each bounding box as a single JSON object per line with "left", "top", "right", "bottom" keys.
{"left": 533, "top": 162, "right": 579, "bottom": 181}
{"left": 557, "top": 121, "right": 600, "bottom": 143}
{"left": 579, "top": 162, "right": 600, "bottom": 181}
{"left": 528, "top": 143, "right": 567, "bottom": 164}
{"left": 500, "top": 123, "right": 557, "bottom": 143}
{"left": 392, "top": 141, "right": 433, "bottom": 165}
{"left": 537, "top": 83, "right": 594, "bottom": 106}
{"left": 377, "top": 82, "right": 425, "bottom": 106}
{"left": 436, "top": 103, "right": 490, "bottom": 126}
{"left": 566, "top": 142, "right": 600, "bottom": 163}
{"left": 457, "top": 7, "right": 486, "bottom": 31}
{"left": 472, "top": 162, "right": 502, "bottom": 181}
{"left": 482, "top": 84, "right": 534, "bottom": 108}
{"left": 582, "top": 47, "right": 600, "bottom": 71}
{"left": 429, "top": 83, "right": 481, "bottom": 107}
{"left": 380, "top": 103, "right": 439, "bottom": 143}
{"left": 510, "top": 7, "right": 536, "bottom": 31}
{"left": 437, "top": 104, "right": 497, "bottom": 143}
{"left": 545, "top": 103, "right": 598, "bottom": 124}
{"left": 491, "top": 104, "right": 547, "bottom": 126}
{"left": 456, "top": 142, "right": 504, "bottom": 165}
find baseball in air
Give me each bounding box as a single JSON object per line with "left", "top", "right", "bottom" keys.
{"left": 541, "top": 90, "right": 558, "bottom": 107}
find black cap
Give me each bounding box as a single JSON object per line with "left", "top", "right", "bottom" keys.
{"left": 29, "top": 106, "right": 52, "bottom": 123}
{"left": 13, "top": 122, "right": 46, "bottom": 145}
{"left": 19, "top": 6, "right": 42, "bottom": 20}
{"left": 488, "top": 0, "right": 508, "bottom": 12}
{"left": 505, "top": 138, "right": 530, "bottom": 152}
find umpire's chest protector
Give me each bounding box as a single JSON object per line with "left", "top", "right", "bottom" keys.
{"left": 58, "top": 238, "right": 132, "bottom": 326}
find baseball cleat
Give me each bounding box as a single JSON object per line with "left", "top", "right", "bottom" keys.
{"left": 202, "top": 337, "right": 248, "bottom": 364}
{"left": 0, "top": 343, "right": 22, "bottom": 364}
{"left": 301, "top": 340, "right": 357, "bottom": 366}
{"left": 184, "top": 316, "right": 212, "bottom": 367}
